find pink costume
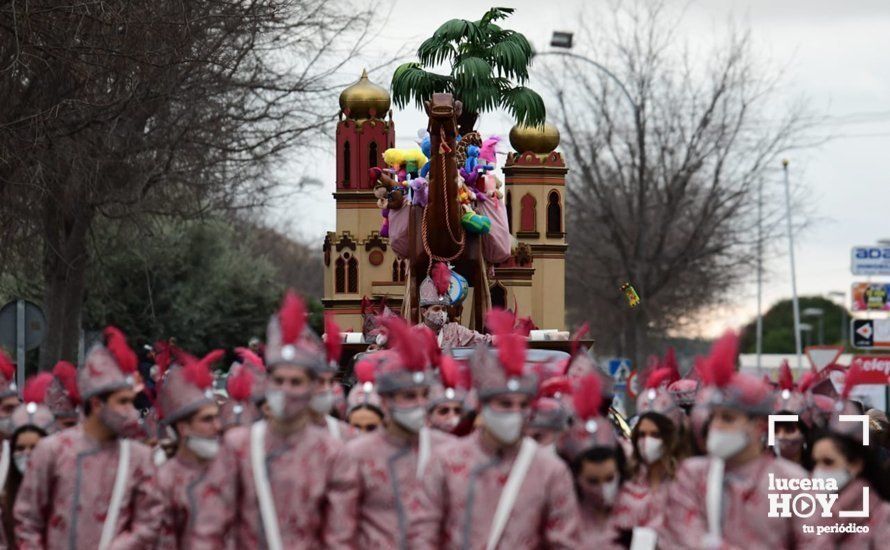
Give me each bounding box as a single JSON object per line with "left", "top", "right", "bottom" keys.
{"left": 579, "top": 507, "right": 623, "bottom": 549}
{"left": 342, "top": 428, "right": 454, "bottom": 549}
{"left": 611, "top": 470, "right": 671, "bottom": 533}
{"left": 156, "top": 455, "right": 208, "bottom": 549}
{"left": 408, "top": 430, "right": 580, "bottom": 549}
{"left": 437, "top": 322, "right": 492, "bottom": 348}
{"left": 189, "top": 423, "right": 356, "bottom": 549}
{"left": 663, "top": 454, "right": 814, "bottom": 549}
{"left": 14, "top": 425, "right": 161, "bottom": 550}
{"left": 804, "top": 478, "right": 890, "bottom": 549}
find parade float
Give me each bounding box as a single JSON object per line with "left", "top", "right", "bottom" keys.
{"left": 321, "top": 70, "right": 579, "bottom": 354}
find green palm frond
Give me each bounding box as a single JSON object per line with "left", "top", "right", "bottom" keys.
{"left": 453, "top": 56, "right": 492, "bottom": 89}
{"left": 480, "top": 7, "right": 515, "bottom": 25}
{"left": 456, "top": 79, "right": 501, "bottom": 114}
{"left": 433, "top": 19, "right": 474, "bottom": 42}
{"left": 500, "top": 86, "right": 546, "bottom": 128}
{"left": 418, "top": 37, "right": 457, "bottom": 67}
{"left": 391, "top": 63, "right": 452, "bottom": 109}
{"left": 489, "top": 33, "right": 532, "bottom": 81}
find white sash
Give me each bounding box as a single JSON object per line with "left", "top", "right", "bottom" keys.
{"left": 705, "top": 458, "right": 725, "bottom": 546}
{"left": 630, "top": 526, "right": 658, "bottom": 550}
{"left": 416, "top": 426, "right": 431, "bottom": 479}
{"left": 325, "top": 415, "right": 341, "bottom": 440}
{"left": 98, "top": 439, "right": 131, "bottom": 550}
{"left": 0, "top": 440, "right": 9, "bottom": 492}
{"left": 485, "top": 437, "right": 538, "bottom": 550}
{"left": 250, "top": 421, "right": 283, "bottom": 550}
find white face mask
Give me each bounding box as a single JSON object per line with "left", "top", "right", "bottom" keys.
{"left": 638, "top": 436, "right": 664, "bottom": 464}
{"left": 0, "top": 417, "right": 14, "bottom": 437}
{"left": 542, "top": 442, "right": 557, "bottom": 455}
{"left": 812, "top": 467, "right": 852, "bottom": 491}
{"left": 482, "top": 406, "right": 525, "bottom": 445}
{"left": 391, "top": 405, "right": 426, "bottom": 433}
{"left": 266, "top": 389, "right": 311, "bottom": 421}
{"left": 309, "top": 391, "right": 335, "bottom": 415}
{"left": 375, "top": 333, "right": 388, "bottom": 347}
{"left": 13, "top": 452, "right": 28, "bottom": 474}
{"left": 602, "top": 476, "right": 620, "bottom": 504}
{"left": 424, "top": 310, "right": 448, "bottom": 329}
{"left": 186, "top": 435, "right": 221, "bottom": 460}
{"left": 706, "top": 428, "right": 749, "bottom": 459}
{"left": 152, "top": 447, "right": 168, "bottom": 467}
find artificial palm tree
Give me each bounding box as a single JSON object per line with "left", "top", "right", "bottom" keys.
{"left": 391, "top": 7, "right": 545, "bottom": 134}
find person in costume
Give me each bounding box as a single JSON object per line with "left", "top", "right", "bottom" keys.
{"left": 525, "top": 376, "right": 573, "bottom": 454}
{"left": 418, "top": 262, "right": 492, "bottom": 348}
{"left": 345, "top": 355, "right": 385, "bottom": 434}
{"left": 44, "top": 361, "right": 81, "bottom": 430}
{"left": 308, "top": 314, "right": 354, "bottom": 441}
{"left": 191, "top": 291, "right": 356, "bottom": 550}
{"left": 559, "top": 373, "right": 626, "bottom": 549}
{"left": 408, "top": 309, "right": 580, "bottom": 549}
{"left": 662, "top": 331, "right": 815, "bottom": 549}
{"left": 337, "top": 317, "right": 455, "bottom": 548}
{"left": 771, "top": 360, "right": 813, "bottom": 469}
{"left": 155, "top": 349, "right": 224, "bottom": 549}
{"left": 15, "top": 327, "right": 162, "bottom": 549}
{"left": 1, "top": 374, "right": 55, "bottom": 546}
{"left": 425, "top": 351, "right": 473, "bottom": 434}
{"left": 0, "top": 350, "right": 21, "bottom": 504}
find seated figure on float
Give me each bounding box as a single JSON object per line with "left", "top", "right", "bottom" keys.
{"left": 417, "top": 263, "right": 492, "bottom": 348}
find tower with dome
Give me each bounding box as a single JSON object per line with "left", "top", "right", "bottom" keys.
{"left": 322, "top": 71, "right": 567, "bottom": 334}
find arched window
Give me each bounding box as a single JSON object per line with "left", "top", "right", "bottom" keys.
{"left": 369, "top": 141, "right": 378, "bottom": 171}
{"left": 506, "top": 191, "right": 513, "bottom": 233}
{"left": 343, "top": 141, "right": 351, "bottom": 188}
{"left": 392, "top": 258, "right": 400, "bottom": 282}
{"left": 519, "top": 193, "right": 537, "bottom": 234}
{"left": 546, "top": 190, "right": 562, "bottom": 236}
{"left": 490, "top": 283, "right": 507, "bottom": 309}
{"left": 399, "top": 259, "right": 407, "bottom": 281}
{"left": 335, "top": 257, "right": 346, "bottom": 293}
{"left": 347, "top": 257, "right": 358, "bottom": 293}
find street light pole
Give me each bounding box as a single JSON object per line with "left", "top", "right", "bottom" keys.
{"left": 756, "top": 179, "right": 764, "bottom": 374}
{"left": 783, "top": 160, "right": 803, "bottom": 372}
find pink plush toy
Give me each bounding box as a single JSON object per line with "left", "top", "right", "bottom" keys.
{"left": 479, "top": 135, "right": 501, "bottom": 165}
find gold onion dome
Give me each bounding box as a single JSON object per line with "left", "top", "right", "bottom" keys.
{"left": 339, "top": 69, "right": 391, "bottom": 119}
{"left": 509, "top": 122, "right": 560, "bottom": 155}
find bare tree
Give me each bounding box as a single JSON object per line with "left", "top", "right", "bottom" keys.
{"left": 0, "top": 0, "right": 376, "bottom": 366}
{"left": 540, "top": 1, "right": 817, "bottom": 365}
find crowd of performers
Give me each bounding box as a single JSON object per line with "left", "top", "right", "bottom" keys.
{"left": 0, "top": 271, "right": 888, "bottom": 549}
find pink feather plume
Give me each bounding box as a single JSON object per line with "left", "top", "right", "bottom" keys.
{"left": 539, "top": 375, "right": 574, "bottom": 399}
{"left": 52, "top": 361, "right": 81, "bottom": 405}
{"left": 663, "top": 347, "right": 680, "bottom": 380}
{"left": 439, "top": 353, "right": 461, "bottom": 389}
{"left": 700, "top": 330, "right": 738, "bottom": 388}
{"left": 381, "top": 316, "right": 427, "bottom": 371}
{"left": 235, "top": 347, "right": 265, "bottom": 370}
{"left": 486, "top": 308, "right": 527, "bottom": 378}
{"left": 431, "top": 262, "right": 451, "bottom": 296}
{"left": 23, "top": 373, "right": 54, "bottom": 404}
{"left": 646, "top": 367, "right": 678, "bottom": 389}
{"left": 354, "top": 359, "right": 377, "bottom": 384}
{"left": 572, "top": 374, "right": 603, "bottom": 421}
{"left": 570, "top": 323, "right": 590, "bottom": 357}
{"left": 182, "top": 349, "right": 222, "bottom": 390}
{"left": 324, "top": 313, "right": 343, "bottom": 365}
{"left": 0, "top": 350, "right": 15, "bottom": 381}
{"left": 279, "top": 290, "right": 307, "bottom": 345}
{"left": 778, "top": 360, "right": 794, "bottom": 391}
{"left": 842, "top": 362, "right": 890, "bottom": 400}
{"left": 226, "top": 365, "right": 254, "bottom": 402}
{"left": 103, "top": 326, "right": 137, "bottom": 374}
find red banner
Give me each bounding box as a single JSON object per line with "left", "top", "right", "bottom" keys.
{"left": 850, "top": 355, "right": 890, "bottom": 380}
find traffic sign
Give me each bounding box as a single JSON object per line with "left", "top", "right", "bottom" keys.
{"left": 852, "top": 319, "right": 890, "bottom": 349}
{"left": 607, "top": 358, "right": 632, "bottom": 382}
{"left": 851, "top": 246, "right": 890, "bottom": 275}
{"left": 0, "top": 300, "right": 46, "bottom": 352}
{"left": 804, "top": 345, "right": 844, "bottom": 371}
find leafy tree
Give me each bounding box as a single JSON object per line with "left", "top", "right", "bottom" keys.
{"left": 740, "top": 296, "right": 848, "bottom": 354}
{"left": 391, "top": 7, "right": 545, "bottom": 134}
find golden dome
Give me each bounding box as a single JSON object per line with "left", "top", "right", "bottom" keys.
{"left": 509, "top": 123, "right": 560, "bottom": 155}
{"left": 339, "top": 69, "right": 391, "bottom": 120}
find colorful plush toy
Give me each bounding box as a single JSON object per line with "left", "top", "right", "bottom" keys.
{"left": 480, "top": 173, "right": 504, "bottom": 200}
{"left": 464, "top": 145, "right": 480, "bottom": 174}
{"left": 380, "top": 208, "right": 390, "bottom": 237}
{"left": 416, "top": 130, "right": 432, "bottom": 178}
{"left": 409, "top": 177, "right": 429, "bottom": 208}
{"left": 479, "top": 135, "right": 501, "bottom": 166}
{"left": 383, "top": 148, "right": 428, "bottom": 182}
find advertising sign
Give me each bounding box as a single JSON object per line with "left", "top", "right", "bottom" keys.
{"left": 851, "top": 246, "right": 890, "bottom": 275}
{"left": 851, "top": 282, "right": 890, "bottom": 311}
{"left": 852, "top": 319, "right": 890, "bottom": 349}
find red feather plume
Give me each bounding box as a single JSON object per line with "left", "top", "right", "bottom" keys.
{"left": 354, "top": 358, "right": 377, "bottom": 384}
{"left": 324, "top": 313, "right": 343, "bottom": 365}
{"left": 23, "top": 373, "right": 54, "bottom": 404}
{"left": 235, "top": 347, "right": 265, "bottom": 370}
{"left": 431, "top": 262, "right": 451, "bottom": 295}
{"left": 103, "top": 326, "right": 137, "bottom": 374}
{"left": 182, "top": 349, "right": 223, "bottom": 390}
{"left": 798, "top": 371, "right": 817, "bottom": 393}
{"left": 646, "top": 367, "right": 677, "bottom": 389}
{"left": 841, "top": 363, "right": 890, "bottom": 400}
{"left": 226, "top": 365, "right": 254, "bottom": 401}
{"left": 415, "top": 325, "right": 441, "bottom": 367}
{"left": 439, "top": 353, "right": 461, "bottom": 389}
{"left": 515, "top": 317, "right": 536, "bottom": 336}
{"left": 778, "top": 360, "right": 794, "bottom": 391}
{"left": 663, "top": 347, "right": 680, "bottom": 379}
{"left": 570, "top": 323, "right": 590, "bottom": 357}
{"left": 701, "top": 330, "right": 738, "bottom": 388}
{"left": 486, "top": 308, "right": 527, "bottom": 378}
{"left": 0, "top": 350, "right": 15, "bottom": 381}
{"left": 382, "top": 316, "right": 427, "bottom": 371}
{"left": 573, "top": 374, "right": 603, "bottom": 421}
{"left": 52, "top": 361, "right": 80, "bottom": 405}
{"left": 539, "top": 375, "right": 574, "bottom": 398}
{"left": 153, "top": 341, "right": 174, "bottom": 376}
{"left": 279, "top": 290, "right": 307, "bottom": 345}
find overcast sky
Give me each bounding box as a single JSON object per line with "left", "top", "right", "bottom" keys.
{"left": 273, "top": 0, "right": 890, "bottom": 338}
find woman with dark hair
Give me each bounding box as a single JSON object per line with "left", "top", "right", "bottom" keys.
{"left": 773, "top": 415, "right": 813, "bottom": 470}
{"left": 805, "top": 430, "right": 890, "bottom": 546}
{"left": 612, "top": 408, "right": 686, "bottom": 541}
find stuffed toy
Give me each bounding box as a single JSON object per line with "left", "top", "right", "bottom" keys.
{"left": 479, "top": 135, "right": 501, "bottom": 166}
{"left": 409, "top": 177, "right": 429, "bottom": 207}
{"left": 384, "top": 148, "right": 428, "bottom": 183}
{"left": 461, "top": 211, "right": 492, "bottom": 234}
{"left": 416, "top": 130, "right": 432, "bottom": 178}
{"left": 464, "top": 145, "right": 480, "bottom": 174}
{"left": 480, "top": 173, "right": 504, "bottom": 200}
{"left": 380, "top": 209, "right": 390, "bottom": 237}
